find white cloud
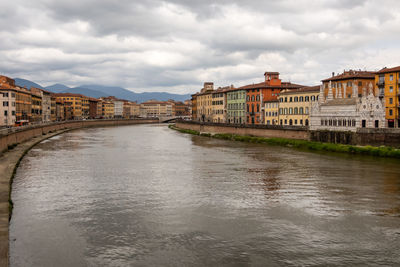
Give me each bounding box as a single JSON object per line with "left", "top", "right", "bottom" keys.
{"left": 0, "top": 0, "right": 399, "bottom": 93}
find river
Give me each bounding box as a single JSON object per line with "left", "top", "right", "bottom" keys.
{"left": 9, "top": 124, "right": 400, "bottom": 266}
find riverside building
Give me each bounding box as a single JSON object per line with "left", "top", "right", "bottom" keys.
{"left": 278, "top": 86, "right": 320, "bottom": 126}
{"left": 226, "top": 88, "right": 246, "bottom": 124}
{"left": 264, "top": 100, "right": 279, "bottom": 125}
{"left": 239, "top": 72, "right": 305, "bottom": 125}
{"left": 0, "top": 77, "right": 17, "bottom": 127}
{"left": 376, "top": 66, "right": 400, "bottom": 128}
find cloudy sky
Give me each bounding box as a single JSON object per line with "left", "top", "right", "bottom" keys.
{"left": 1, "top": 0, "right": 400, "bottom": 94}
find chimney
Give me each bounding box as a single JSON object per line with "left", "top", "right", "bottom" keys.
{"left": 332, "top": 72, "right": 335, "bottom": 77}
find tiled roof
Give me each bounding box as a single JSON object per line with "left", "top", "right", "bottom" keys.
{"left": 321, "top": 98, "right": 357, "bottom": 106}
{"left": 377, "top": 66, "right": 400, "bottom": 74}
{"left": 238, "top": 81, "right": 305, "bottom": 90}
{"left": 279, "top": 85, "right": 320, "bottom": 95}
{"left": 322, "top": 70, "right": 375, "bottom": 82}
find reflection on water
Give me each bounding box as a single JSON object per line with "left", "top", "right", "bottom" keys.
{"left": 10, "top": 124, "right": 400, "bottom": 266}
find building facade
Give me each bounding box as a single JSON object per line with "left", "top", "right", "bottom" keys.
{"left": 41, "top": 89, "right": 52, "bottom": 122}
{"left": 376, "top": 66, "right": 400, "bottom": 128}
{"left": 226, "top": 89, "right": 246, "bottom": 124}
{"left": 278, "top": 86, "right": 320, "bottom": 126}
{"left": 264, "top": 100, "right": 279, "bottom": 125}
{"left": 196, "top": 82, "right": 214, "bottom": 122}
{"left": 0, "top": 87, "right": 16, "bottom": 127}
{"left": 240, "top": 72, "right": 305, "bottom": 125}
{"left": 55, "top": 93, "right": 83, "bottom": 119}
{"left": 211, "top": 88, "right": 228, "bottom": 123}
{"left": 30, "top": 87, "right": 42, "bottom": 123}
{"left": 140, "top": 101, "right": 172, "bottom": 117}
{"left": 310, "top": 82, "right": 385, "bottom": 131}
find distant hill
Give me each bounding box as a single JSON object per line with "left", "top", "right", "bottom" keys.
{"left": 45, "top": 83, "right": 71, "bottom": 93}
{"left": 81, "top": 84, "right": 191, "bottom": 102}
{"left": 14, "top": 78, "right": 191, "bottom": 103}
{"left": 62, "top": 87, "right": 108, "bottom": 98}
{"left": 14, "top": 78, "right": 44, "bottom": 89}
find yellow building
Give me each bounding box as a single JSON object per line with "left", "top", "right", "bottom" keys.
{"left": 102, "top": 101, "right": 114, "bottom": 118}
{"left": 264, "top": 100, "right": 279, "bottom": 125}
{"left": 139, "top": 101, "right": 172, "bottom": 117}
{"left": 81, "top": 95, "right": 90, "bottom": 119}
{"left": 212, "top": 87, "right": 229, "bottom": 123}
{"left": 196, "top": 82, "right": 214, "bottom": 122}
{"left": 278, "top": 86, "right": 320, "bottom": 126}
{"left": 376, "top": 66, "right": 400, "bottom": 128}
{"left": 30, "top": 87, "right": 42, "bottom": 123}
{"left": 55, "top": 93, "right": 83, "bottom": 119}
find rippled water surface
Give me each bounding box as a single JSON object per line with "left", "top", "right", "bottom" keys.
{"left": 10, "top": 124, "right": 400, "bottom": 266}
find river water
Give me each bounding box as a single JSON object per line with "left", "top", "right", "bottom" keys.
{"left": 9, "top": 124, "right": 400, "bottom": 266}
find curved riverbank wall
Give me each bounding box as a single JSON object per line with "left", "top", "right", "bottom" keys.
{"left": 176, "top": 121, "right": 400, "bottom": 148}
{"left": 0, "top": 119, "right": 159, "bottom": 155}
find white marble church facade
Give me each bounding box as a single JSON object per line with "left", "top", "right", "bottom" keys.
{"left": 310, "top": 81, "right": 385, "bottom": 132}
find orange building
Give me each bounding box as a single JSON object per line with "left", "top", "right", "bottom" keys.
{"left": 321, "top": 70, "right": 375, "bottom": 99}
{"left": 240, "top": 72, "right": 305, "bottom": 125}
{"left": 376, "top": 66, "right": 400, "bottom": 128}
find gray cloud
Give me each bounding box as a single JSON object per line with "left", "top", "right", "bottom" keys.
{"left": 1, "top": 0, "right": 400, "bottom": 93}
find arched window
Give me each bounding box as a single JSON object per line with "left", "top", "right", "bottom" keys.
{"left": 294, "top": 107, "right": 298, "bottom": 114}
{"left": 256, "top": 95, "right": 260, "bottom": 101}
{"left": 247, "top": 95, "right": 250, "bottom": 101}
{"left": 294, "top": 97, "right": 298, "bottom": 102}
{"left": 311, "top": 95, "right": 315, "bottom": 101}
{"left": 299, "top": 96, "right": 303, "bottom": 102}
{"left": 299, "top": 107, "right": 303, "bottom": 114}
{"left": 305, "top": 96, "right": 309, "bottom": 102}
{"left": 256, "top": 104, "right": 259, "bottom": 112}
{"left": 251, "top": 95, "right": 255, "bottom": 101}
{"left": 289, "top": 119, "right": 293, "bottom": 125}
{"left": 251, "top": 104, "right": 254, "bottom": 113}
{"left": 284, "top": 108, "right": 288, "bottom": 114}
{"left": 305, "top": 119, "right": 309, "bottom": 126}
{"left": 247, "top": 104, "right": 249, "bottom": 112}
{"left": 305, "top": 107, "right": 309, "bottom": 114}
{"left": 279, "top": 108, "right": 283, "bottom": 115}
{"left": 289, "top": 108, "right": 293, "bottom": 114}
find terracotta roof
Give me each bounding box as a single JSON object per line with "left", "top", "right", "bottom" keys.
{"left": 322, "top": 70, "right": 375, "bottom": 82}
{"left": 141, "top": 101, "right": 172, "bottom": 105}
{"left": 321, "top": 98, "right": 357, "bottom": 106}
{"left": 238, "top": 81, "right": 305, "bottom": 90}
{"left": 377, "top": 66, "right": 400, "bottom": 74}
{"left": 53, "top": 93, "right": 85, "bottom": 97}
{"left": 264, "top": 72, "right": 279, "bottom": 75}
{"left": 279, "top": 85, "right": 320, "bottom": 95}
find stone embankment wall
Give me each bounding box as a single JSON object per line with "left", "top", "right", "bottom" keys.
{"left": 0, "top": 119, "right": 158, "bottom": 154}
{"left": 175, "top": 121, "right": 309, "bottom": 140}
{"left": 176, "top": 121, "right": 400, "bottom": 148}
{"left": 310, "top": 128, "right": 400, "bottom": 148}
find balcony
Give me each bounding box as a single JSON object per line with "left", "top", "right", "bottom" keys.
{"left": 377, "top": 80, "right": 385, "bottom": 87}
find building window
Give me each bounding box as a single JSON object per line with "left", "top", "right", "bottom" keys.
{"left": 389, "top": 98, "right": 393, "bottom": 104}
{"left": 390, "top": 74, "right": 393, "bottom": 81}
{"left": 294, "top": 107, "right": 298, "bottom": 114}
{"left": 3, "top": 101, "right": 8, "bottom": 106}
{"left": 390, "top": 86, "right": 393, "bottom": 93}
{"left": 389, "top": 109, "right": 393, "bottom": 116}
{"left": 305, "top": 96, "right": 309, "bottom": 102}
{"left": 305, "top": 107, "right": 309, "bottom": 114}
{"left": 251, "top": 95, "right": 255, "bottom": 101}
{"left": 256, "top": 95, "right": 260, "bottom": 101}
{"left": 299, "top": 107, "right": 303, "bottom": 114}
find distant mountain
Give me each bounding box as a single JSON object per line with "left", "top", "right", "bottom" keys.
{"left": 81, "top": 84, "right": 191, "bottom": 102}
{"left": 13, "top": 78, "right": 191, "bottom": 103}
{"left": 45, "top": 83, "right": 70, "bottom": 93}
{"left": 62, "top": 87, "right": 108, "bottom": 98}
{"left": 14, "top": 78, "right": 44, "bottom": 89}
